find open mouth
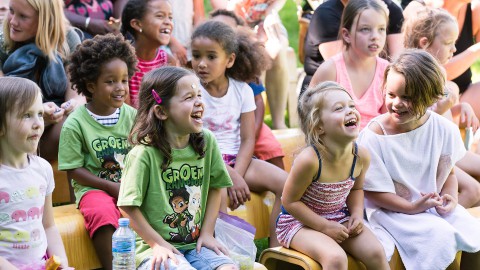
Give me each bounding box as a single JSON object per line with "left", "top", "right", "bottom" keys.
{"left": 344, "top": 118, "right": 358, "bottom": 128}
{"left": 393, "top": 109, "right": 408, "bottom": 116}
{"left": 160, "top": 29, "right": 171, "bottom": 34}
{"left": 368, "top": 44, "right": 379, "bottom": 50}
{"left": 191, "top": 111, "right": 203, "bottom": 122}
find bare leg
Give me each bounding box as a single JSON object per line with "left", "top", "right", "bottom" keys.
{"left": 459, "top": 82, "right": 480, "bottom": 119}
{"left": 456, "top": 166, "right": 480, "bottom": 207}
{"left": 92, "top": 225, "right": 115, "bottom": 270}
{"left": 290, "top": 227, "right": 348, "bottom": 270}
{"left": 265, "top": 47, "right": 289, "bottom": 130}
{"left": 266, "top": 156, "right": 285, "bottom": 170}
{"left": 460, "top": 251, "right": 480, "bottom": 270}
{"left": 244, "top": 159, "right": 287, "bottom": 247}
{"left": 340, "top": 225, "right": 390, "bottom": 270}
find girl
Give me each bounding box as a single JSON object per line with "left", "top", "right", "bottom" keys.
{"left": 358, "top": 49, "right": 480, "bottom": 270}
{"left": 403, "top": 7, "right": 480, "bottom": 208}
{"left": 59, "top": 34, "right": 138, "bottom": 270}
{"left": 121, "top": 0, "right": 177, "bottom": 108}
{"left": 276, "top": 81, "right": 390, "bottom": 270}
{"left": 309, "top": 0, "right": 389, "bottom": 130}
{"left": 0, "top": 77, "right": 69, "bottom": 269}
{"left": 190, "top": 20, "right": 288, "bottom": 247}
{"left": 0, "top": 0, "right": 84, "bottom": 162}
{"left": 117, "top": 66, "right": 237, "bottom": 270}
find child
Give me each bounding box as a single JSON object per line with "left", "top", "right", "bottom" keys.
{"left": 117, "top": 66, "right": 237, "bottom": 270}
{"left": 358, "top": 49, "right": 480, "bottom": 270}
{"left": 309, "top": 0, "right": 389, "bottom": 130}
{"left": 0, "top": 0, "right": 85, "bottom": 161}
{"left": 0, "top": 77, "right": 69, "bottom": 269}
{"left": 58, "top": 34, "right": 138, "bottom": 270}
{"left": 403, "top": 7, "right": 480, "bottom": 208}
{"left": 191, "top": 20, "right": 288, "bottom": 247}
{"left": 121, "top": 0, "right": 177, "bottom": 108}
{"left": 276, "top": 81, "right": 390, "bottom": 270}
{"left": 210, "top": 9, "right": 285, "bottom": 169}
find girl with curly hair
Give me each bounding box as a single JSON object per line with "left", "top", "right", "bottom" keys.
{"left": 191, "top": 20, "right": 288, "bottom": 247}
{"left": 59, "top": 33, "right": 137, "bottom": 270}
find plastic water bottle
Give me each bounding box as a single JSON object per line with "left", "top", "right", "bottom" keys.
{"left": 112, "top": 218, "right": 136, "bottom": 270}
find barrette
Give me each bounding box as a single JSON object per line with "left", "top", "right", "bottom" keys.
{"left": 152, "top": 89, "right": 162, "bottom": 104}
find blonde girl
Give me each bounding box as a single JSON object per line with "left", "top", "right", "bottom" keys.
{"left": 0, "top": 77, "right": 69, "bottom": 269}
{"left": 309, "top": 0, "right": 389, "bottom": 130}
{"left": 0, "top": 0, "right": 84, "bottom": 161}
{"left": 190, "top": 20, "right": 287, "bottom": 247}
{"left": 277, "top": 81, "right": 390, "bottom": 270}
{"left": 403, "top": 7, "right": 480, "bottom": 208}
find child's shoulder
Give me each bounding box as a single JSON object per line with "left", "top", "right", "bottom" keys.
{"left": 121, "top": 103, "right": 137, "bottom": 118}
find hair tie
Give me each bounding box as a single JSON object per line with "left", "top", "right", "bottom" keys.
{"left": 152, "top": 89, "right": 162, "bottom": 104}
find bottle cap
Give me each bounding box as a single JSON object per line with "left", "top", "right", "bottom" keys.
{"left": 118, "top": 218, "right": 130, "bottom": 226}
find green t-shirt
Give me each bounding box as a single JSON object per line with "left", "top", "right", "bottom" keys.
{"left": 58, "top": 105, "right": 137, "bottom": 205}
{"left": 117, "top": 129, "right": 232, "bottom": 265}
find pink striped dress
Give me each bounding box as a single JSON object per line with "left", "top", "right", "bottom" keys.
{"left": 276, "top": 144, "right": 358, "bottom": 248}
{"left": 129, "top": 49, "right": 168, "bottom": 108}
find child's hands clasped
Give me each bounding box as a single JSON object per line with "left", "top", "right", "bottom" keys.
{"left": 196, "top": 233, "right": 229, "bottom": 256}
{"left": 435, "top": 193, "right": 457, "bottom": 216}
{"left": 323, "top": 220, "right": 349, "bottom": 243}
{"left": 346, "top": 213, "right": 364, "bottom": 237}
{"left": 414, "top": 192, "right": 443, "bottom": 213}
{"left": 43, "top": 102, "right": 64, "bottom": 126}
{"left": 150, "top": 242, "right": 182, "bottom": 270}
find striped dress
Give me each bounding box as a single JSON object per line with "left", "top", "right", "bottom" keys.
{"left": 276, "top": 144, "right": 357, "bottom": 248}
{"left": 129, "top": 49, "right": 168, "bottom": 108}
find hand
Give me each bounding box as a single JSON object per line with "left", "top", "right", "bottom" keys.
{"left": 195, "top": 233, "right": 229, "bottom": 256}
{"left": 346, "top": 214, "right": 364, "bottom": 237}
{"left": 413, "top": 192, "right": 443, "bottom": 214}
{"left": 169, "top": 40, "right": 188, "bottom": 67}
{"left": 43, "top": 102, "right": 64, "bottom": 126}
{"left": 108, "top": 17, "right": 121, "bottom": 33}
{"left": 61, "top": 99, "right": 77, "bottom": 116}
{"left": 87, "top": 18, "right": 118, "bottom": 35}
{"left": 458, "top": 103, "right": 479, "bottom": 132}
{"left": 150, "top": 242, "right": 182, "bottom": 270}
{"left": 322, "top": 220, "right": 349, "bottom": 243}
{"left": 435, "top": 194, "right": 457, "bottom": 216}
{"left": 227, "top": 170, "right": 251, "bottom": 210}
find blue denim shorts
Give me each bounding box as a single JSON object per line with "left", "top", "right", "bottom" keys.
{"left": 137, "top": 247, "right": 236, "bottom": 270}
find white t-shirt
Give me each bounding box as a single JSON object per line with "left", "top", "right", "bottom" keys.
{"left": 0, "top": 156, "right": 54, "bottom": 269}
{"left": 202, "top": 78, "right": 256, "bottom": 155}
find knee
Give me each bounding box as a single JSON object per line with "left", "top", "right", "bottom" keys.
{"left": 320, "top": 250, "right": 348, "bottom": 270}
{"left": 363, "top": 246, "right": 388, "bottom": 267}
{"left": 217, "top": 264, "right": 238, "bottom": 270}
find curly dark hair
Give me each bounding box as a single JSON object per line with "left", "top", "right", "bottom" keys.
{"left": 68, "top": 33, "right": 138, "bottom": 99}
{"left": 209, "top": 9, "right": 245, "bottom": 26}
{"left": 129, "top": 66, "right": 205, "bottom": 170}
{"left": 191, "top": 20, "right": 270, "bottom": 82}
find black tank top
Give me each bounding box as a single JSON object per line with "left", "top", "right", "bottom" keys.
{"left": 453, "top": 4, "right": 474, "bottom": 93}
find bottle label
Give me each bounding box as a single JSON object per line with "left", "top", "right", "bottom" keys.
{"left": 112, "top": 241, "right": 134, "bottom": 253}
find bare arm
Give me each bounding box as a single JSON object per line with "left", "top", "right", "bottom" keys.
{"left": 210, "top": 0, "right": 227, "bottom": 10}
{"left": 319, "top": 40, "right": 342, "bottom": 61}
{"left": 0, "top": 258, "right": 17, "bottom": 270}
{"left": 43, "top": 195, "right": 69, "bottom": 268}
{"left": 443, "top": 43, "right": 480, "bottom": 80}
{"left": 308, "top": 59, "right": 337, "bottom": 88}
{"left": 113, "top": 0, "right": 128, "bottom": 18}
{"left": 253, "top": 94, "right": 265, "bottom": 140}
{"left": 345, "top": 148, "right": 370, "bottom": 219}
{"left": 67, "top": 168, "right": 120, "bottom": 199}
{"left": 386, "top": 33, "right": 404, "bottom": 60}
{"left": 234, "top": 111, "right": 255, "bottom": 177}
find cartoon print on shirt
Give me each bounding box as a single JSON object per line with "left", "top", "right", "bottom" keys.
{"left": 98, "top": 155, "right": 122, "bottom": 182}
{"left": 163, "top": 188, "right": 194, "bottom": 243}
{"left": 186, "top": 185, "right": 201, "bottom": 240}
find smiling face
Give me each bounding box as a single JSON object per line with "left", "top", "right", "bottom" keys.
{"left": 0, "top": 92, "right": 43, "bottom": 164}
{"left": 384, "top": 70, "right": 420, "bottom": 128}
{"left": 319, "top": 90, "right": 360, "bottom": 140}
{"left": 161, "top": 75, "right": 204, "bottom": 137}
{"left": 87, "top": 58, "right": 129, "bottom": 116}
{"left": 7, "top": 0, "right": 38, "bottom": 43}
{"left": 191, "top": 37, "right": 235, "bottom": 87}
{"left": 136, "top": 0, "right": 173, "bottom": 46}
{"left": 424, "top": 21, "right": 458, "bottom": 65}
{"left": 344, "top": 8, "right": 387, "bottom": 57}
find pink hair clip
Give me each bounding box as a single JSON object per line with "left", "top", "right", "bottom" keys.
{"left": 151, "top": 89, "right": 162, "bottom": 104}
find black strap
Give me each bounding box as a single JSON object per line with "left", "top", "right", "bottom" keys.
{"left": 349, "top": 142, "right": 358, "bottom": 180}
{"left": 311, "top": 145, "right": 322, "bottom": 182}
